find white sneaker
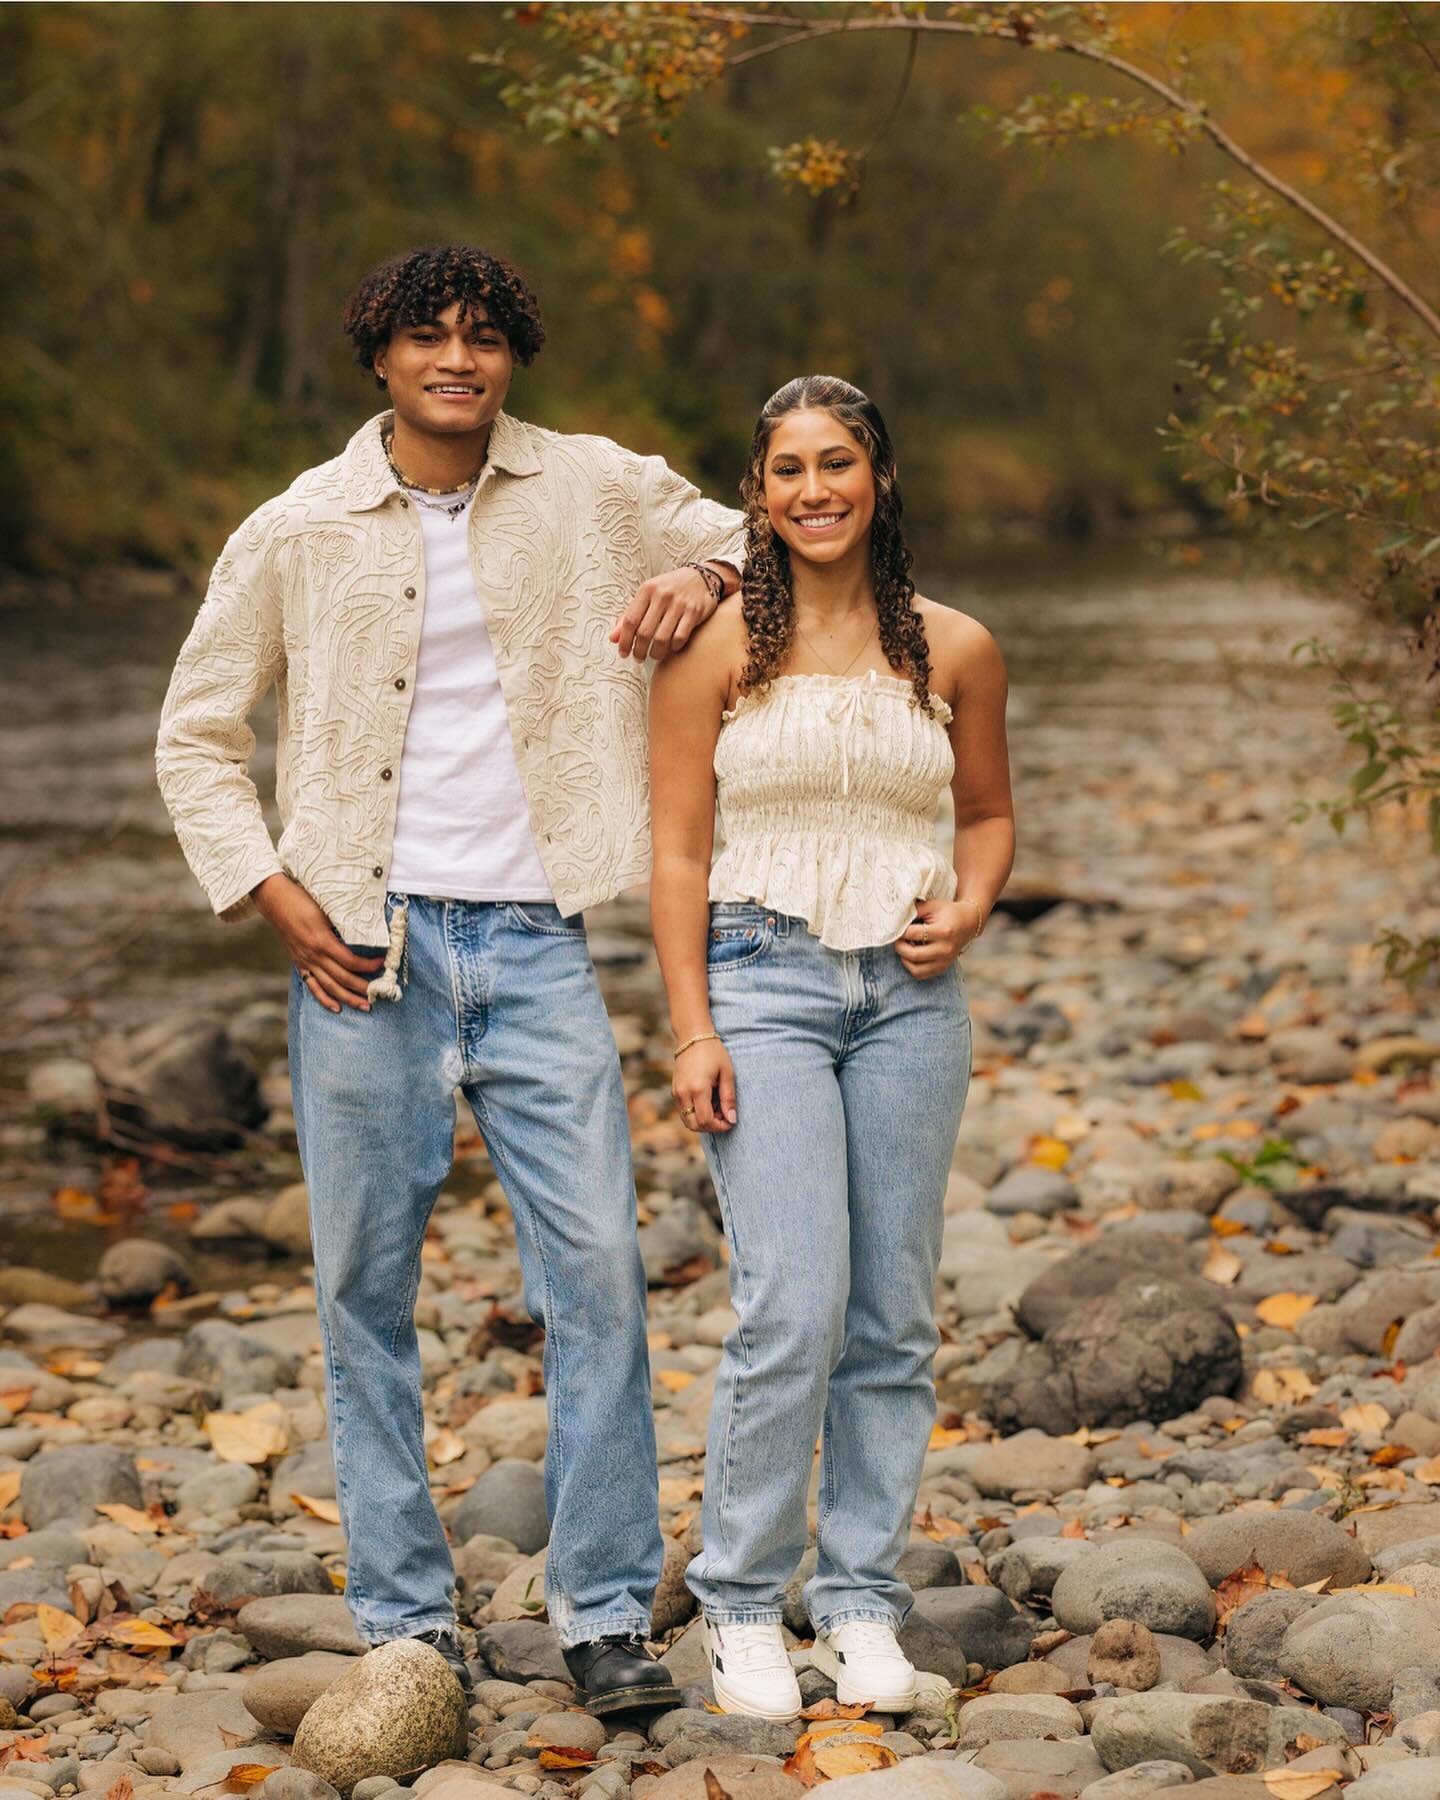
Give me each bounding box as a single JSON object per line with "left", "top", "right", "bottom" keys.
{"left": 811, "top": 1620, "right": 918, "bottom": 1711}
{"left": 704, "top": 1617, "right": 802, "bottom": 1721}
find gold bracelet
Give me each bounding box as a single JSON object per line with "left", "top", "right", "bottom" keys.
{"left": 958, "top": 896, "right": 986, "bottom": 953}
{"left": 674, "top": 1031, "right": 722, "bottom": 1060}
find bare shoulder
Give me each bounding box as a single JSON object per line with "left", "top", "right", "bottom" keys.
{"left": 654, "top": 593, "right": 747, "bottom": 705}
{"left": 915, "top": 597, "right": 1006, "bottom": 702}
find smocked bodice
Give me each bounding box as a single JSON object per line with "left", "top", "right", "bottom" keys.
{"left": 709, "top": 670, "right": 957, "bottom": 951}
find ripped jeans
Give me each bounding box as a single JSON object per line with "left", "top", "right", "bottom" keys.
{"left": 289, "top": 894, "right": 662, "bottom": 1646}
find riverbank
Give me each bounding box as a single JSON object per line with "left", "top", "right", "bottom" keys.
{"left": 2, "top": 555, "right": 1438, "bottom": 1796}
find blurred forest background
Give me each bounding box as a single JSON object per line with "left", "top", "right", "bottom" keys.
{"left": 5, "top": 0, "right": 1431, "bottom": 576}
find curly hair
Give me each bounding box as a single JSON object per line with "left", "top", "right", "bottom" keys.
{"left": 341, "top": 244, "right": 545, "bottom": 382}
{"left": 737, "top": 375, "right": 933, "bottom": 713}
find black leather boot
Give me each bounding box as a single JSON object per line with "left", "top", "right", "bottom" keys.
{"left": 409, "top": 1625, "right": 477, "bottom": 1699}
{"left": 562, "top": 1634, "right": 681, "bottom": 1715}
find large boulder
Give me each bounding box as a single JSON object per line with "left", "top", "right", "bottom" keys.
{"left": 988, "top": 1277, "right": 1241, "bottom": 1434}
{"left": 1052, "top": 1540, "right": 1216, "bottom": 1643}
{"left": 1279, "top": 1592, "right": 1440, "bottom": 1710}
{"left": 291, "top": 1640, "right": 467, "bottom": 1796}
{"left": 1179, "top": 1511, "right": 1371, "bottom": 1590}
{"left": 94, "top": 1012, "right": 266, "bottom": 1149}
{"left": 1015, "top": 1232, "right": 1200, "bottom": 1337}
{"left": 236, "top": 1596, "right": 365, "bottom": 1659}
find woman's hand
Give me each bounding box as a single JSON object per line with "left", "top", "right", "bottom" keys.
{"left": 896, "top": 897, "right": 981, "bottom": 981}
{"left": 254, "top": 873, "right": 385, "bottom": 1013}
{"left": 673, "top": 1038, "right": 738, "bottom": 1133}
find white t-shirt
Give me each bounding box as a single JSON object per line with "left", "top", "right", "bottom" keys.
{"left": 387, "top": 488, "right": 554, "bottom": 901}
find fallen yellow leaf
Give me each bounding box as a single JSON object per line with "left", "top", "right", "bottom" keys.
{"left": 1028, "top": 1135, "right": 1071, "bottom": 1171}
{"left": 1298, "top": 1427, "right": 1349, "bottom": 1448}
{"left": 37, "top": 1605, "right": 86, "bottom": 1657}
{"left": 428, "top": 1428, "right": 467, "bottom": 1467}
{"left": 1261, "top": 1770, "right": 1347, "bottom": 1799}
{"left": 1416, "top": 1454, "right": 1440, "bottom": 1484}
{"left": 1255, "top": 1293, "right": 1318, "bottom": 1330}
{"left": 94, "top": 1504, "right": 162, "bottom": 1534}
{"left": 1252, "top": 1366, "right": 1318, "bottom": 1405}
{"left": 221, "top": 1767, "right": 281, "bottom": 1791}
{"left": 290, "top": 1494, "right": 342, "bottom": 1525}
{"left": 204, "top": 1403, "right": 289, "bottom": 1464}
{"left": 1340, "top": 1402, "right": 1391, "bottom": 1434}
{"left": 1203, "top": 1240, "right": 1244, "bottom": 1286}
{"left": 108, "top": 1619, "right": 180, "bottom": 1651}
{"left": 0, "top": 1471, "right": 20, "bottom": 1512}
{"left": 928, "top": 1425, "right": 969, "bottom": 1449}
{"left": 656, "top": 1369, "right": 696, "bottom": 1393}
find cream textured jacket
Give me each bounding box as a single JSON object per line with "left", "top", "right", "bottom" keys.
{"left": 157, "top": 410, "right": 746, "bottom": 945}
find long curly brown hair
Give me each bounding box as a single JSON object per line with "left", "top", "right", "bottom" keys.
{"left": 738, "top": 375, "right": 933, "bottom": 712}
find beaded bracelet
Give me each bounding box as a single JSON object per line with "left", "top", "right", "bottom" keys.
{"left": 683, "top": 561, "right": 726, "bottom": 605}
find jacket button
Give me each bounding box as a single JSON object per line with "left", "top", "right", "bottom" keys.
{"left": 380, "top": 767, "right": 393, "bottom": 781}
{"left": 399, "top": 498, "right": 409, "bottom": 509}
{"left": 394, "top": 678, "right": 406, "bottom": 691}
{"left": 404, "top": 586, "right": 416, "bottom": 600}
{"left": 373, "top": 865, "right": 384, "bottom": 878}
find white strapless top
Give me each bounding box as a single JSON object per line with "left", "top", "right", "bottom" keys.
{"left": 709, "top": 670, "right": 956, "bottom": 951}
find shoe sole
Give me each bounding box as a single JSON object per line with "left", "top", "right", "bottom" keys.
{"left": 710, "top": 1668, "right": 802, "bottom": 1723}
{"left": 581, "top": 1680, "right": 682, "bottom": 1716}
{"left": 809, "top": 1639, "right": 916, "bottom": 1712}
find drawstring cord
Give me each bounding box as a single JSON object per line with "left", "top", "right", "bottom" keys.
{"left": 366, "top": 898, "right": 409, "bottom": 1003}
{"left": 824, "top": 667, "right": 878, "bottom": 797}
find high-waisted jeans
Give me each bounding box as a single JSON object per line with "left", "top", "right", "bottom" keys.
{"left": 688, "top": 904, "right": 972, "bottom": 1633}
{"left": 289, "top": 895, "right": 662, "bottom": 1647}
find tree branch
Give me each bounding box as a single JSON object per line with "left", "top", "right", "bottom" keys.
{"left": 701, "top": 7, "right": 1440, "bottom": 342}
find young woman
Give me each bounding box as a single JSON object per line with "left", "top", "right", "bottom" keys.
{"left": 649, "top": 375, "right": 1014, "bottom": 1722}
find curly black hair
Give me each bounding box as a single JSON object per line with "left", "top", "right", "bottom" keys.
{"left": 342, "top": 244, "right": 545, "bottom": 384}
{"left": 738, "top": 375, "right": 935, "bottom": 714}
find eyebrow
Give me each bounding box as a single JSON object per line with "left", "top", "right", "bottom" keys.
{"left": 770, "top": 445, "right": 856, "bottom": 463}
{"left": 407, "top": 316, "right": 497, "bottom": 332}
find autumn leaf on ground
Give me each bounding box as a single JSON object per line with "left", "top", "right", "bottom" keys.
{"left": 290, "top": 1494, "right": 342, "bottom": 1524}
{"left": 107, "top": 1619, "right": 180, "bottom": 1651}
{"left": 1027, "top": 1135, "right": 1071, "bottom": 1170}
{"left": 106, "top": 1778, "right": 134, "bottom": 1800}
{"left": 1298, "top": 1427, "right": 1349, "bottom": 1448}
{"left": 427, "top": 1428, "right": 467, "bottom": 1467}
{"left": 928, "top": 1424, "right": 969, "bottom": 1449}
{"left": 537, "top": 1749, "right": 597, "bottom": 1769}
{"left": 0, "top": 1471, "right": 21, "bottom": 1513}
{"left": 1215, "top": 1562, "right": 1293, "bottom": 1627}
{"left": 204, "top": 1403, "right": 289, "bottom": 1464}
{"left": 1251, "top": 1367, "right": 1317, "bottom": 1405}
{"left": 800, "top": 1698, "right": 873, "bottom": 1720}
{"left": 1341, "top": 1402, "right": 1391, "bottom": 1434}
{"left": 1061, "top": 1519, "right": 1088, "bottom": 1539}
{"left": 37, "top": 1604, "right": 86, "bottom": 1657}
{"left": 702, "top": 1775, "right": 732, "bottom": 1800}
{"left": 1255, "top": 1293, "right": 1317, "bottom": 1330}
{"left": 1261, "top": 1770, "right": 1347, "bottom": 1799}
{"left": 1203, "top": 1239, "right": 1243, "bottom": 1286}
{"left": 220, "top": 1766, "right": 281, "bottom": 1792}
{"left": 94, "top": 1504, "right": 165, "bottom": 1534}
{"left": 656, "top": 1369, "right": 695, "bottom": 1393}
{"left": 1415, "top": 1455, "right": 1440, "bottom": 1484}
{"left": 1371, "top": 1445, "right": 1410, "bottom": 1467}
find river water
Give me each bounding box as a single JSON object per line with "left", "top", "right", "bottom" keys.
{"left": 0, "top": 542, "right": 1381, "bottom": 1258}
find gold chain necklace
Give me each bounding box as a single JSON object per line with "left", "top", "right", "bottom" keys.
{"left": 795, "top": 619, "right": 878, "bottom": 678}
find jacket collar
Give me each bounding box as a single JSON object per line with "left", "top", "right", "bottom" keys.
{"left": 341, "top": 408, "right": 542, "bottom": 512}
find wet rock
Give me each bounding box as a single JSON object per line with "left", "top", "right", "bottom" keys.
{"left": 20, "top": 1442, "right": 142, "bottom": 1529}
{"left": 1179, "top": 1511, "right": 1371, "bottom": 1589}
{"left": 291, "top": 1640, "right": 467, "bottom": 1796}
{"left": 97, "top": 1238, "right": 195, "bottom": 1303}
{"left": 993, "top": 1277, "right": 1242, "bottom": 1434}
{"left": 897, "top": 1586, "right": 1035, "bottom": 1681}
{"left": 1088, "top": 1619, "right": 1162, "bottom": 1691}
{"left": 449, "top": 1459, "right": 549, "bottom": 1554}
{"left": 94, "top": 1012, "right": 266, "bottom": 1149}
{"left": 143, "top": 1689, "right": 264, "bottom": 1770}
{"left": 971, "top": 1431, "right": 1095, "bottom": 1498}
{"left": 1014, "top": 1232, "right": 1198, "bottom": 1337}
{"left": 1279, "top": 1592, "right": 1440, "bottom": 1710}
{"left": 956, "top": 1691, "right": 1083, "bottom": 1746}
{"left": 236, "top": 1596, "right": 365, "bottom": 1658}
{"left": 243, "top": 1653, "right": 357, "bottom": 1736}
{"left": 1052, "top": 1540, "right": 1216, "bottom": 1642}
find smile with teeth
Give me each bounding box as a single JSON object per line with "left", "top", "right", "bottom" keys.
{"left": 794, "top": 512, "right": 849, "bottom": 531}
{"left": 427, "top": 385, "right": 480, "bottom": 395}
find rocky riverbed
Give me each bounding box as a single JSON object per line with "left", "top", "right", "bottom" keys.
{"left": 3, "top": 560, "right": 1440, "bottom": 1799}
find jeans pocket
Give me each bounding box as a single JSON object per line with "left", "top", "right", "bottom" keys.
{"left": 706, "top": 908, "right": 775, "bottom": 973}
{"left": 508, "top": 901, "right": 587, "bottom": 939}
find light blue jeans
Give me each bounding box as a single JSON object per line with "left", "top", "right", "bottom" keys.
{"left": 688, "top": 904, "right": 972, "bottom": 1633}
{"left": 289, "top": 895, "right": 662, "bottom": 1647}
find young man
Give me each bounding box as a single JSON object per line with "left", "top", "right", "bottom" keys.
{"left": 157, "top": 244, "right": 744, "bottom": 1712}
